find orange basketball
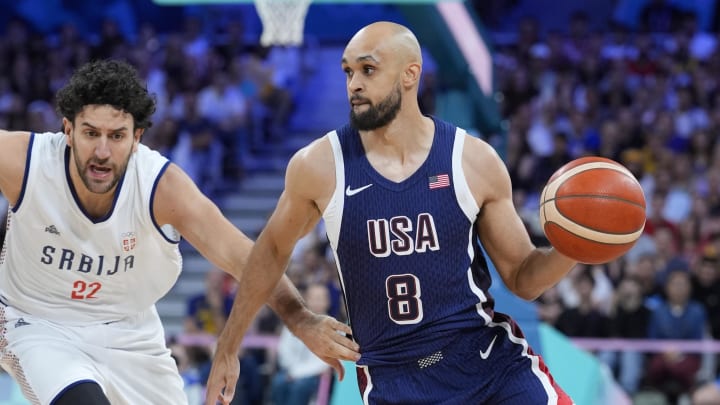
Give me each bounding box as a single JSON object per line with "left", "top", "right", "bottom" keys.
{"left": 539, "top": 156, "right": 647, "bottom": 264}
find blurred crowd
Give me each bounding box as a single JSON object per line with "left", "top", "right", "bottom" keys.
{"left": 172, "top": 225, "right": 342, "bottom": 405}
{"left": 494, "top": 5, "right": 720, "bottom": 404}
{"left": 0, "top": 12, "right": 298, "bottom": 199}
{"left": 2, "top": 1, "right": 720, "bottom": 404}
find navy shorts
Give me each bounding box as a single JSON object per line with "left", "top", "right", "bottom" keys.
{"left": 356, "top": 312, "right": 573, "bottom": 405}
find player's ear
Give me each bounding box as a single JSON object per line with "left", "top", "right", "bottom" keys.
{"left": 132, "top": 128, "right": 144, "bottom": 152}
{"left": 403, "top": 63, "right": 421, "bottom": 88}
{"left": 62, "top": 117, "right": 72, "bottom": 146}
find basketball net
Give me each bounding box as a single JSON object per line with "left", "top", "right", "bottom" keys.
{"left": 253, "top": 0, "right": 312, "bottom": 47}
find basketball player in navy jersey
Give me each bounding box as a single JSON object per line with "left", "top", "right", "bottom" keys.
{"left": 0, "top": 60, "right": 357, "bottom": 405}
{"left": 207, "top": 22, "right": 576, "bottom": 404}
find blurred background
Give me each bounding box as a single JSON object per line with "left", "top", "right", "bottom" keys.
{"left": 1, "top": 0, "right": 720, "bottom": 404}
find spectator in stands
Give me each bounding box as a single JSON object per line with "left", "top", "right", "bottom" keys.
{"left": 644, "top": 190, "right": 682, "bottom": 244}
{"left": 169, "top": 340, "right": 204, "bottom": 405}
{"left": 607, "top": 276, "right": 652, "bottom": 395}
{"left": 645, "top": 268, "right": 707, "bottom": 402}
{"left": 639, "top": 0, "right": 684, "bottom": 33}
{"left": 555, "top": 268, "right": 611, "bottom": 338}
{"left": 286, "top": 238, "right": 343, "bottom": 320}
{"left": 556, "top": 264, "right": 614, "bottom": 314}
{"left": 626, "top": 253, "right": 663, "bottom": 304}
{"left": 530, "top": 131, "right": 573, "bottom": 193}
{"left": 184, "top": 267, "right": 264, "bottom": 405}
{"left": 92, "top": 18, "right": 127, "bottom": 60}
{"left": 237, "top": 50, "right": 295, "bottom": 147}
{"left": 270, "top": 283, "right": 332, "bottom": 405}
{"left": 185, "top": 268, "right": 233, "bottom": 335}
{"left": 691, "top": 249, "right": 720, "bottom": 339}
{"left": 172, "top": 91, "right": 224, "bottom": 197}
{"left": 535, "top": 285, "right": 565, "bottom": 326}
{"left": 196, "top": 70, "right": 249, "bottom": 179}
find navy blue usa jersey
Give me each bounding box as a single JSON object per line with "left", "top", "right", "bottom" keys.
{"left": 322, "top": 117, "right": 496, "bottom": 366}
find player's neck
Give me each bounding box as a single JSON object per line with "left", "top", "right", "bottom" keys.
{"left": 360, "top": 114, "right": 435, "bottom": 182}
{"left": 361, "top": 112, "right": 434, "bottom": 152}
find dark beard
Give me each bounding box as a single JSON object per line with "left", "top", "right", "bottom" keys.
{"left": 350, "top": 84, "right": 402, "bottom": 131}
{"left": 72, "top": 137, "right": 130, "bottom": 194}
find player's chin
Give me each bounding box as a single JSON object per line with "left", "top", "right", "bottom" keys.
{"left": 87, "top": 179, "right": 116, "bottom": 194}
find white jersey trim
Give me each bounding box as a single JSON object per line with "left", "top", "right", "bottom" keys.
{"left": 323, "top": 131, "right": 345, "bottom": 250}
{"left": 322, "top": 130, "right": 352, "bottom": 331}
{"left": 149, "top": 161, "right": 180, "bottom": 244}
{"left": 10, "top": 132, "right": 36, "bottom": 214}
{"left": 451, "top": 129, "right": 480, "bottom": 222}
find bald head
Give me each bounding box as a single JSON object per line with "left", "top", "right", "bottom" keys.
{"left": 345, "top": 21, "right": 422, "bottom": 67}
{"left": 342, "top": 21, "right": 425, "bottom": 129}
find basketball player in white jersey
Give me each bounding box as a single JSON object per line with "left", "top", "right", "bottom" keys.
{"left": 0, "top": 60, "right": 360, "bottom": 405}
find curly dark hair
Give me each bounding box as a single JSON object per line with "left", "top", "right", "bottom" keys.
{"left": 56, "top": 59, "right": 156, "bottom": 129}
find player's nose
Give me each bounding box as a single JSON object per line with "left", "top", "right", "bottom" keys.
{"left": 347, "top": 75, "right": 364, "bottom": 93}
{"left": 94, "top": 138, "right": 112, "bottom": 160}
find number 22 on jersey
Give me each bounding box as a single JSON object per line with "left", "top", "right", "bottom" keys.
{"left": 71, "top": 280, "right": 102, "bottom": 299}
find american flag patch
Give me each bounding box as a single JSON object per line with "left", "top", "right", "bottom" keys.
{"left": 428, "top": 174, "right": 450, "bottom": 189}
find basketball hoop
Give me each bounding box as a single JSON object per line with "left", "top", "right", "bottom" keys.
{"left": 253, "top": 0, "right": 312, "bottom": 47}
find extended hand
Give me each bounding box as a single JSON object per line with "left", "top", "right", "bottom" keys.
{"left": 204, "top": 350, "right": 240, "bottom": 405}
{"left": 292, "top": 313, "right": 361, "bottom": 381}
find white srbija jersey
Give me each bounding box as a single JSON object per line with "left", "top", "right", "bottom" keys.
{"left": 0, "top": 132, "right": 182, "bottom": 324}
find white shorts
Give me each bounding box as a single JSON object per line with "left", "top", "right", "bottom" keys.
{"left": 0, "top": 304, "right": 187, "bottom": 405}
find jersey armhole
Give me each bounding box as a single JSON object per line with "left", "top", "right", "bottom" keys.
{"left": 452, "top": 130, "right": 480, "bottom": 221}
{"left": 149, "top": 160, "right": 180, "bottom": 244}
{"left": 322, "top": 131, "right": 344, "bottom": 249}
{"left": 11, "top": 132, "right": 35, "bottom": 214}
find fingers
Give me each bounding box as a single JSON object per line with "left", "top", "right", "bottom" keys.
{"left": 204, "top": 387, "right": 226, "bottom": 405}
{"left": 221, "top": 381, "right": 235, "bottom": 405}
{"left": 313, "top": 332, "right": 359, "bottom": 361}
{"left": 328, "top": 357, "right": 346, "bottom": 381}
{"left": 321, "top": 317, "right": 360, "bottom": 352}
{"left": 315, "top": 318, "right": 360, "bottom": 361}
{"left": 205, "top": 376, "right": 237, "bottom": 405}
{"left": 330, "top": 331, "right": 361, "bottom": 361}
{"left": 333, "top": 320, "right": 354, "bottom": 336}
{"left": 205, "top": 385, "right": 235, "bottom": 405}
{"left": 336, "top": 333, "right": 360, "bottom": 353}
{"left": 204, "top": 384, "right": 220, "bottom": 405}
{"left": 330, "top": 341, "right": 361, "bottom": 362}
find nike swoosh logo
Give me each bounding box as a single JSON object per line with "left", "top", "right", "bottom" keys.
{"left": 479, "top": 335, "right": 497, "bottom": 360}
{"left": 345, "top": 184, "right": 373, "bottom": 196}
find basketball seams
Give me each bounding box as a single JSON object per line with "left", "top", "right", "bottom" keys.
{"left": 539, "top": 158, "right": 647, "bottom": 263}
{"left": 545, "top": 224, "right": 637, "bottom": 245}
{"left": 543, "top": 162, "right": 640, "bottom": 202}
{"left": 541, "top": 197, "right": 644, "bottom": 244}
{"left": 544, "top": 194, "right": 646, "bottom": 209}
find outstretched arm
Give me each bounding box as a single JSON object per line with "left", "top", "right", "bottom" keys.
{"left": 204, "top": 140, "right": 360, "bottom": 405}
{"left": 464, "top": 136, "right": 577, "bottom": 300}
{"left": 154, "top": 162, "right": 353, "bottom": 346}
{"left": 0, "top": 130, "right": 31, "bottom": 205}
